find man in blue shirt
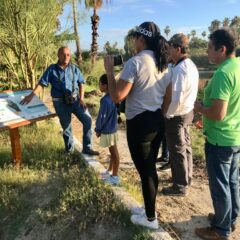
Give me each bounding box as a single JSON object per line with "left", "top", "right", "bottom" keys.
{"left": 21, "top": 46, "right": 99, "bottom": 156}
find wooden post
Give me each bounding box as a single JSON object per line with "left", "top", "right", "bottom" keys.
{"left": 9, "top": 128, "right": 22, "bottom": 168}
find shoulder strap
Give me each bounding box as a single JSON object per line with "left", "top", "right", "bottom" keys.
{"left": 70, "top": 64, "right": 75, "bottom": 93}
{"left": 55, "top": 64, "right": 76, "bottom": 93}
{"left": 54, "top": 64, "right": 62, "bottom": 83}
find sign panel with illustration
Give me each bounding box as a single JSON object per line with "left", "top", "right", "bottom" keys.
{"left": 0, "top": 90, "right": 53, "bottom": 128}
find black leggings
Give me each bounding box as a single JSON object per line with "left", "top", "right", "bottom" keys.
{"left": 127, "top": 109, "right": 165, "bottom": 219}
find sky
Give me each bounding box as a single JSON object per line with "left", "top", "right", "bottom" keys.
{"left": 59, "top": 0, "right": 240, "bottom": 52}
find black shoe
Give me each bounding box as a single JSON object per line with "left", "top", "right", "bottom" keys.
{"left": 156, "top": 156, "right": 169, "bottom": 163}
{"left": 158, "top": 162, "right": 171, "bottom": 172}
{"left": 82, "top": 149, "right": 99, "bottom": 156}
{"left": 161, "top": 185, "right": 187, "bottom": 196}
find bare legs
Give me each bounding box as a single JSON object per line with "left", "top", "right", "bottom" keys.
{"left": 108, "top": 144, "right": 120, "bottom": 176}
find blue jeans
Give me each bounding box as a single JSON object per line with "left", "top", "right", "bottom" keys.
{"left": 53, "top": 100, "right": 92, "bottom": 152}
{"left": 205, "top": 141, "right": 240, "bottom": 236}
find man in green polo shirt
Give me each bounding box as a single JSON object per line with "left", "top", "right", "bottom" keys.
{"left": 194, "top": 29, "right": 240, "bottom": 240}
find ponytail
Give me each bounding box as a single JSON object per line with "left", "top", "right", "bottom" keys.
{"left": 145, "top": 35, "right": 168, "bottom": 72}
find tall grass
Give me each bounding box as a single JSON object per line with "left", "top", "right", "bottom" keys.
{"left": 0, "top": 120, "right": 150, "bottom": 240}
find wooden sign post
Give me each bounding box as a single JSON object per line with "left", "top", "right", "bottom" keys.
{"left": 9, "top": 127, "right": 22, "bottom": 167}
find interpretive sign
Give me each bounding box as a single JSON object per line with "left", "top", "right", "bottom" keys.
{"left": 0, "top": 89, "right": 53, "bottom": 129}
{"left": 0, "top": 89, "right": 56, "bottom": 167}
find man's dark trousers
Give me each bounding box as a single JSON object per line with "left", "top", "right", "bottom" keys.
{"left": 165, "top": 111, "right": 193, "bottom": 190}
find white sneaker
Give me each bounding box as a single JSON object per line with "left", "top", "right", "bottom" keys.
{"left": 105, "top": 175, "right": 120, "bottom": 185}
{"left": 131, "top": 206, "right": 145, "bottom": 215}
{"left": 101, "top": 170, "right": 111, "bottom": 180}
{"left": 131, "top": 214, "right": 158, "bottom": 230}
{"left": 131, "top": 207, "right": 157, "bottom": 217}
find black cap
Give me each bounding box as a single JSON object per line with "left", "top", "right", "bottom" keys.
{"left": 130, "top": 21, "right": 161, "bottom": 38}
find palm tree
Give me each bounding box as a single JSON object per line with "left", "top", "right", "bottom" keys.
{"left": 201, "top": 31, "right": 206, "bottom": 39}
{"left": 71, "top": 0, "right": 107, "bottom": 66}
{"left": 223, "top": 17, "right": 230, "bottom": 27}
{"left": 230, "top": 16, "right": 240, "bottom": 42}
{"left": 164, "top": 25, "right": 171, "bottom": 39}
{"left": 230, "top": 16, "right": 240, "bottom": 27}
{"left": 73, "top": 0, "right": 82, "bottom": 66}
{"left": 208, "top": 19, "right": 221, "bottom": 33}
{"left": 90, "top": 1, "right": 101, "bottom": 65}
{"left": 103, "top": 41, "right": 110, "bottom": 52}
{"left": 191, "top": 30, "right": 196, "bottom": 39}
{"left": 85, "top": 0, "right": 109, "bottom": 65}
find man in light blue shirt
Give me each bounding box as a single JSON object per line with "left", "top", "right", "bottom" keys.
{"left": 21, "top": 46, "right": 99, "bottom": 156}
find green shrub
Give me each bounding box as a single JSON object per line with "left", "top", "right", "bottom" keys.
{"left": 86, "top": 75, "right": 98, "bottom": 86}
{"left": 190, "top": 54, "right": 209, "bottom": 68}
{"left": 79, "top": 61, "right": 92, "bottom": 76}
{"left": 81, "top": 50, "right": 91, "bottom": 60}
{"left": 189, "top": 38, "right": 207, "bottom": 49}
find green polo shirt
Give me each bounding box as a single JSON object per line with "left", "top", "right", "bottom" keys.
{"left": 203, "top": 57, "right": 240, "bottom": 146}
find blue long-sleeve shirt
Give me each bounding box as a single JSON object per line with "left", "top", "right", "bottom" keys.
{"left": 95, "top": 94, "right": 118, "bottom": 134}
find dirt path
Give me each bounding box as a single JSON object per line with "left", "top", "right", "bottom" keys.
{"left": 71, "top": 116, "right": 239, "bottom": 239}
{"left": 44, "top": 94, "right": 239, "bottom": 240}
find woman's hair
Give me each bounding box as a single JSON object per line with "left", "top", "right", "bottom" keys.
{"left": 144, "top": 35, "right": 168, "bottom": 72}
{"left": 99, "top": 74, "right": 108, "bottom": 85}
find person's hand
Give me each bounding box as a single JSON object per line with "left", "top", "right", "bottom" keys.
{"left": 194, "top": 101, "right": 203, "bottom": 114}
{"left": 195, "top": 120, "right": 203, "bottom": 129}
{"left": 104, "top": 55, "right": 114, "bottom": 74}
{"left": 20, "top": 93, "right": 34, "bottom": 105}
{"left": 80, "top": 99, "right": 87, "bottom": 111}
{"left": 96, "top": 132, "right": 101, "bottom": 138}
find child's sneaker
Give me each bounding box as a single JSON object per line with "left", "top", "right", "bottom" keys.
{"left": 131, "top": 214, "right": 158, "bottom": 230}
{"left": 105, "top": 175, "right": 120, "bottom": 185}
{"left": 101, "top": 170, "right": 111, "bottom": 180}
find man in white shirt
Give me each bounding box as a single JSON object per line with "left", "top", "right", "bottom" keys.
{"left": 162, "top": 33, "right": 199, "bottom": 196}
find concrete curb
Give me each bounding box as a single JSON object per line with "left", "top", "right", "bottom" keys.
{"left": 74, "top": 136, "right": 174, "bottom": 240}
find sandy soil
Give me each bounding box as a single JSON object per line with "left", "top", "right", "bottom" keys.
{"left": 71, "top": 115, "right": 239, "bottom": 239}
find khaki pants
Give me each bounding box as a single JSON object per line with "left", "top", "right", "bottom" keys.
{"left": 165, "top": 111, "right": 193, "bottom": 189}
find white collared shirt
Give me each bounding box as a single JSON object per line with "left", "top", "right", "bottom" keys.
{"left": 166, "top": 58, "right": 199, "bottom": 118}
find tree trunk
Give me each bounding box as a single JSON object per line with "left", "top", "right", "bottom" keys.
{"left": 29, "top": 66, "right": 36, "bottom": 89}
{"left": 73, "top": 0, "right": 82, "bottom": 66}
{"left": 19, "top": 57, "right": 29, "bottom": 88}
{"left": 2, "top": 50, "right": 22, "bottom": 88}
{"left": 25, "top": 57, "right": 36, "bottom": 89}
{"left": 91, "top": 8, "right": 99, "bottom": 66}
